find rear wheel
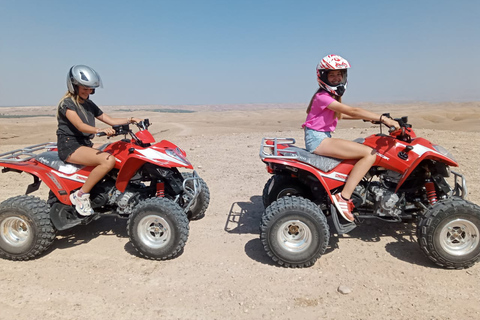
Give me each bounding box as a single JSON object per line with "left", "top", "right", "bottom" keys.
{"left": 262, "top": 175, "right": 308, "bottom": 208}
{"left": 260, "top": 196, "right": 329, "bottom": 267}
{"left": 127, "top": 197, "right": 189, "bottom": 260}
{"left": 0, "top": 195, "right": 56, "bottom": 260}
{"left": 417, "top": 198, "right": 480, "bottom": 269}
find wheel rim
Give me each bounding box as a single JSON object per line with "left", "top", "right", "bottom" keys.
{"left": 439, "top": 218, "right": 480, "bottom": 256}
{"left": 277, "top": 188, "right": 300, "bottom": 200}
{"left": 137, "top": 215, "right": 172, "bottom": 249}
{"left": 0, "top": 216, "right": 32, "bottom": 247}
{"left": 276, "top": 220, "right": 312, "bottom": 253}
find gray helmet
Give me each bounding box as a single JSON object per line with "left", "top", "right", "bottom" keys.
{"left": 67, "top": 65, "right": 102, "bottom": 94}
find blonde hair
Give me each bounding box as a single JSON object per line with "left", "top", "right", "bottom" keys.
{"left": 306, "top": 89, "right": 342, "bottom": 119}
{"left": 57, "top": 91, "right": 88, "bottom": 119}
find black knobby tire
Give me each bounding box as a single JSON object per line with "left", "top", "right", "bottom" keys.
{"left": 262, "top": 175, "right": 309, "bottom": 208}
{"left": 127, "top": 197, "right": 189, "bottom": 260}
{"left": 260, "top": 196, "right": 330, "bottom": 268}
{"left": 417, "top": 198, "right": 480, "bottom": 269}
{"left": 0, "top": 195, "right": 56, "bottom": 260}
{"left": 181, "top": 172, "right": 210, "bottom": 221}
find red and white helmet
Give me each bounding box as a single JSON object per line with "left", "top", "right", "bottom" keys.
{"left": 316, "top": 54, "right": 351, "bottom": 97}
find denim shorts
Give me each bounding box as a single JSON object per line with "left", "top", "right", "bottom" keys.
{"left": 304, "top": 127, "right": 331, "bottom": 152}
{"left": 57, "top": 134, "right": 93, "bottom": 161}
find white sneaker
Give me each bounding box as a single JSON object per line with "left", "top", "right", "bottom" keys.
{"left": 70, "top": 190, "right": 94, "bottom": 216}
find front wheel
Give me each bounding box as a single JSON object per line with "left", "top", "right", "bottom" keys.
{"left": 127, "top": 197, "right": 189, "bottom": 260}
{"left": 417, "top": 198, "right": 480, "bottom": 269}
{"left": 0, "top": 195, "right": 56, "bottom": 260}
{"left": 260, "top": 196, "right": 330, "bottom": 268}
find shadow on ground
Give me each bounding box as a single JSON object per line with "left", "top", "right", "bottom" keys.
{"left": 225, "top": 195, "right": 264, "bottom": 235}
{"left": 343, "top": 219, "right": 433, "bottom": 268}
{"left": 226, "top": 195, "right": 434, "bottom": 268}
{"left": 52, "top": 214, "right": 187, "bottom": 260}
{"left": 54, "top": 215, "right": 129, "bottom": 250}
{"left": 45, "top": 215, "right": 146, "bottom": 259}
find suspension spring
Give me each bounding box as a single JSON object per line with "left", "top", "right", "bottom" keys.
{"left": 156, "top": 182, "right": 165, "bottom": 197}
{"left": 425, "top": 180, "right": 437, "bottom": 205}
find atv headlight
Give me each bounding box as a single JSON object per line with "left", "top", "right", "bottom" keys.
{"left": 433, "top": 145, "right": 456, "bottom": 162}
{"left": 166, "top": 148, "right": 189, "bottom": 165}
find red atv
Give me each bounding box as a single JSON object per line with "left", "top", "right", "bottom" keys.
{"left": 259, "top": 114, "right": 480, "bottom": 269}
{"left": 0, "top": 119, "right": 210, "bottom": 261}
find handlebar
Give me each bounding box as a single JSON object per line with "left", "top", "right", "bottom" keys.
{"left": 95, "top": 119, "right": 151, "bottom": 138}
{"left": 363, "top": 113, "right": 411, "bottom": 133}
{"left": 362, "top": 120, "right": 396, "bottom": 133}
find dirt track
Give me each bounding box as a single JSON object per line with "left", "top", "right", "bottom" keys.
{"left": 0, "top": 104, "right": 479, "bottom": 319}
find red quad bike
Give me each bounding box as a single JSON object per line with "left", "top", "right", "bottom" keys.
{"left": 0, "top": 119, "right": 210, "bottom": 261}
{"left": 259, "top": 114, "right": 480, "bottom": 269}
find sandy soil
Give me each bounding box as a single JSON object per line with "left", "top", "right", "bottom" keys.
{"left": 0, "top": 102, "right": 479, "bottom": 320}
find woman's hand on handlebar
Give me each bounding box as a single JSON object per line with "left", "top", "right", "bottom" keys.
{"left": 128, "top": 117, "right": 143, "bottom": 124}
{"left": 383, "top": 118, "right": 400, "bottom": 131}
{"left": 96, "top": 127, "right": 116, "bottom": 137}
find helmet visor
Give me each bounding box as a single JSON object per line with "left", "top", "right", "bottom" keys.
{"left": 79, "top": 81, "right": 103, "bottom": 89}
{"left": 325, "top": 70, "right": 347, "bottom": 87}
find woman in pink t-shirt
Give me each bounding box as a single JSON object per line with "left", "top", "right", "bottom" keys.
{"left": 303, "top": 54, "right": 399, "bottom": 223}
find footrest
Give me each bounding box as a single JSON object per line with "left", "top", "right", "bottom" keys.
{"left": 330, "top": 204, "right": 357, "bottom": 235}
{"left": 50, "top": 203, "right": 99, "bottom": 231}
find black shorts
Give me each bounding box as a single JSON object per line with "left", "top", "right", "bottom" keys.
{"left": 57, "top": 134, "right": 93, "bottom": 161}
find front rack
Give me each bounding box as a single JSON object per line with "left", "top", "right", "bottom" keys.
{"left": 179, "top": 170, "right": 202, "bottom": 214}
{"left": 0, "top": 142, "right": 57, "bottom": 163}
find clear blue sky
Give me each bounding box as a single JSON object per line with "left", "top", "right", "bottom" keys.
{"left": 1, "top": 0, "right": 479, "bottom": 107}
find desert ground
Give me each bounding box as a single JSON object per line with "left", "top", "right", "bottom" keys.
{"left": 0, "top": 101, "right": 479, "bottom": 320}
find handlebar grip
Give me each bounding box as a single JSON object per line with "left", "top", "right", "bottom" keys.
{"left": 96, "top": 132, "right": 107, "bottom": 137}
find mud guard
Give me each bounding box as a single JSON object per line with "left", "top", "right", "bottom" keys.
{"left": 50, "top": 203, "right": 99, "bottom": 231}
{"left": 26, "top": 175, "right": 41, "bottom": 195}
{"left": 330, "top": 204, "right": 356, "bottom": 235}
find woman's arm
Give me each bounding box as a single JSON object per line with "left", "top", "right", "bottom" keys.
{"left": 327, "top": 100, "right": 400, "bottom": 128}
{"left": 97, "top": 113, "right": 143, "bottom": 126}
{"left": 65, "top": 109, "right": 98, "bottom": 134}
{"left": 65, "top": 110, "right": 116, "bottom": 135}
{"left": 338, "top": 114, "right": 357, "bottom": 120}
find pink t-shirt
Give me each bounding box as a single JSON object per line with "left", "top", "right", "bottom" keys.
{"left": 302, "top": 90, "right": 338, "bottom": 132}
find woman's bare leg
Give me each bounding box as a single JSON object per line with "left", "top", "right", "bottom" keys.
{"left": 314, "top": 138, "right": 376, "bottom": 198}
{"left": 67, "top": 146, "right": 116, "bottom": 193}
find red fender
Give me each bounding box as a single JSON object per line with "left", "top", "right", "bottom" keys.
{"left": 0, "top": 161, "right": 81, "bottom": 204}
{"left": 116, "top": 156, "right": 147, "bottom": 192}
{"left": 395, "top": 151, "right": 458, "bottom": 193}
{"left": 116, "top": 153, "right": 193, "bottom": 192}
{"left": 263, "top": 158, "right": 356, "bottom": 197}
